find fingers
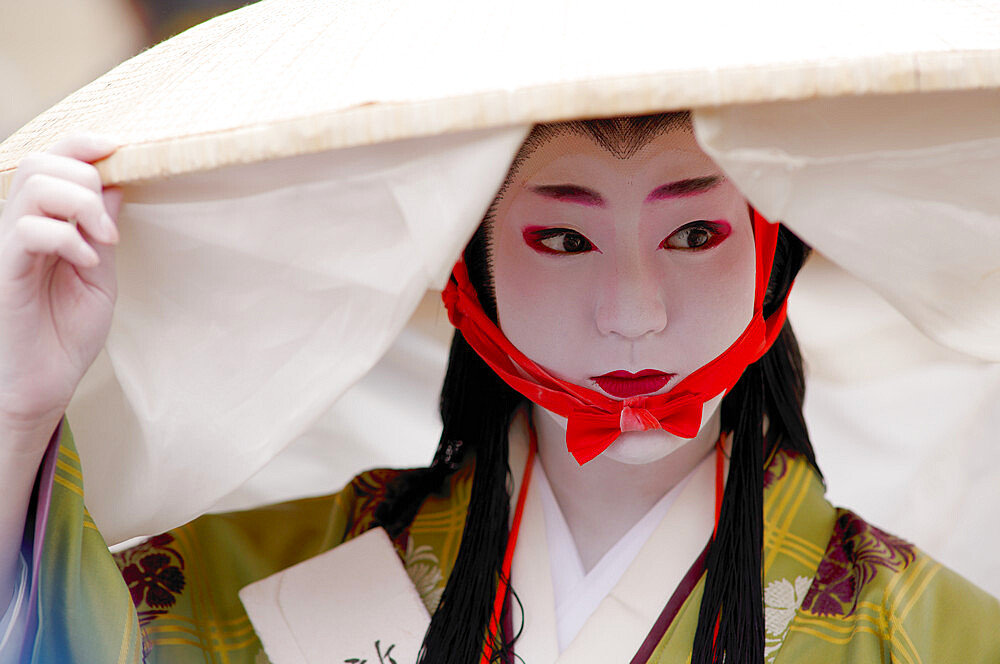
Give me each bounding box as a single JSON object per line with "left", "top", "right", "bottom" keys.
{"left": 15, "top": 174, "right": 117, "bottom": 245}
{"left": 0, "top": 135, "right": 121, "bottom": 280}
{"left": 11, "top": 152, "right": 103, "bottom": 197}
{"left": 14, "top": 215, "right": 100, "bottom": 268}
{"left": 7, "top": 134, "right": 118, "bottom": 197}
{"left": 45, "top": 134, "right": 118, "bottom": 164}
{"left": 6, "top": 135, "right": 121, "bottom": 238}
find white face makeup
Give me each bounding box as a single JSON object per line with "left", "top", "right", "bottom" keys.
{"left": 491, "top": 124, "right": 756, "bottom": 464}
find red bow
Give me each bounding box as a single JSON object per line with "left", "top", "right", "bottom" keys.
{"left": 565, "top": 397, "right": 703, "bottom": 464}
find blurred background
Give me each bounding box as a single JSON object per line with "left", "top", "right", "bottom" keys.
{"left": 3, "top": 0, "right": 998, "bottom": 597}
{"left": 0, "top": 0, "right": 253, "bottom": 141}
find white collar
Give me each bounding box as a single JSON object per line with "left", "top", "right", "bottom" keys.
{"left": 534, "top": 455, "right": 700, "bottom": 651}
{"left": 507, "top": 415, "right": 719, "bottom": 663}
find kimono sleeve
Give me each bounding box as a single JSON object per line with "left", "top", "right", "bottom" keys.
{"left": 890, "top": 561, "right": 1000, "bottom": 663}
{"left": 777, "top": 509, "right": 1000, "bottom": 663}
{"left": 23, "top": 422, "right": 144, "bottom": 663}
{"left": 19, "top": 419, "right": 406, "bottom": 663}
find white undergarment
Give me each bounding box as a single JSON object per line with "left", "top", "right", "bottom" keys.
{"left": 534, "top": 459, "right": 701, "bottom": 652}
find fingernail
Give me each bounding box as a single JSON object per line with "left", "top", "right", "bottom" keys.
{"left": 82, "top": 245, "right": 100, "bottom": 267}
{"left": 102, "top": 213, "right": 119, "bottom": 244}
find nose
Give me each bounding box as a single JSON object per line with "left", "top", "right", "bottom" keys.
{"left": 594, "top": 255, "right": 669, "bottom": 339}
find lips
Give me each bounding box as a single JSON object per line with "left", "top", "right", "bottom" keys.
{"left": 591, "top": 370, "right": 675, "bottom": 399}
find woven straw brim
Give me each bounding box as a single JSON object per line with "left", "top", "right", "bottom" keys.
{"left": 2, "top": 0, "right": 1000, "bottom": 193}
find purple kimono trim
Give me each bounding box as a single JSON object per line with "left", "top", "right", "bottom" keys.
{"left": 22, "top": 420, "right": 62, "bottom": 658}
{"left": 629, "top": 540, "right": 710, "bottom": 664}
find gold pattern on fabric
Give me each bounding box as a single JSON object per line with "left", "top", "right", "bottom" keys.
{"left": 37, "top": 424, "right": 145, "bottom": 664}
{"left": 32, "top": 425, "right": 1000, "bottom": 663}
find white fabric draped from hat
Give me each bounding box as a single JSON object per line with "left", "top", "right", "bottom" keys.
{"left": 0, "top": 0, "right": 998, "bottom": 595}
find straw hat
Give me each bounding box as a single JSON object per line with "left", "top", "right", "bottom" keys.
{"left": 2, "top": 0, "right": 1000, "bottom": 188}
{"left": 1, "top": 0, "right": 1000, "bottom": 563}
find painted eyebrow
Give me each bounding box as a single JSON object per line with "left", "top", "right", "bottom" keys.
{"left": 646, "top": 175, "right": 723, "bottom": 201}
{"left": 529, "top": 184, "right": 606, "bottom": 208}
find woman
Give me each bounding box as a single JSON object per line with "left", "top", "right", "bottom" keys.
{"left": 0, "top": 114, "right": 997, "bottom": 663}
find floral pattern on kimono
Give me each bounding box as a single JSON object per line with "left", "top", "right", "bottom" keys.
{"left": 23, "top": 423, "right": 1000, "bottom": 664}
{"left": 763, "top": 575, "right": 812, "bottom": 662}
{"left": 801, "top": 511, "right": 916, "bottom": 618}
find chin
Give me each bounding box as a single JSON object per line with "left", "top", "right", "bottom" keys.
{"left": 600, "top": 429, "right": 690, "bottom": 465}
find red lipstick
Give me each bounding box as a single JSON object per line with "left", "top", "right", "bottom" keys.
{"left": 591, "top": 370, "right": 674, "bottom": 399}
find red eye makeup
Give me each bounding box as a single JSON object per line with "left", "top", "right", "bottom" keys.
{"left": 522, "top": 226, "right": 601, "bottom": 255}
{"left": 661, "top": 220, "right": 731, "bottom": 251}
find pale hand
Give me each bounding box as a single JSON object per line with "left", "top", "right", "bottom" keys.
{"left": 0, "top": 134, "right": 121, "bottom": 454}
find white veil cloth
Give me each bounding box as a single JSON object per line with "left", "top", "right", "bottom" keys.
{"left": 1, "top": 0, "right": 999, "bottom": 594}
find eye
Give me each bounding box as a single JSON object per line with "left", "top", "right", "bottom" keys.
{"left": 523, "top": 228, "right": 598, "bottom": 255}
{"left": 661, "top": 221, "right": 730, "bottom": 251}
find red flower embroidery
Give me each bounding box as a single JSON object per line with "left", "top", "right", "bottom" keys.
{"left": 122, "top": 553, "right": 186, "bottom": 608}
{"left": 115, "top": 533, "right": 187, "bottom": 611}
{"left": 346, "top": 468, "right": 407, "bottom": 539}
{"left": 763, "top": 450, "right": 792, "bottom": 490}
{"left": 802, "top": 510, "right": 915, "bottom": 617}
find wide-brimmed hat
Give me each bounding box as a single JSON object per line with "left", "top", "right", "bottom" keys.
{"left": 3, "top": 0, "right": 1000, "bottom": 187}
{"left": 2, "top": 0, "right": 999, "bottom": 551}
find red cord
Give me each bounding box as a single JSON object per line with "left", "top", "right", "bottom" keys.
{"left": 481, "top": 423, "right": 538, "bottom": 664}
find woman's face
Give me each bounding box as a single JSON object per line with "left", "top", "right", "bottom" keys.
{"left": 492, "top": 125, "right": 757, "bottom": 461}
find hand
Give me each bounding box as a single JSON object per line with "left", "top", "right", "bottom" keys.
{"left": 0, "top": 134, "right": 121, "bottom": 451}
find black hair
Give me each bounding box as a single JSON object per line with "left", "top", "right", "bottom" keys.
{"left": 375, "top": 220, "right": 523, "bottom": 664}
{"left": 690, "top": 223, "right": 816, "bottom": 664}
{"left": 374, "top": 114, "right": 819, "bottom": 664}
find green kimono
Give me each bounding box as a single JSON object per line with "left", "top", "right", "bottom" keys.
{"left": 21, "top": 424, "right": 1000, "bottom": 662}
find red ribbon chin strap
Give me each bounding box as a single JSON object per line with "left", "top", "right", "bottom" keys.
{"left": 442, "top": 208, "right": 789, "bottom": 465}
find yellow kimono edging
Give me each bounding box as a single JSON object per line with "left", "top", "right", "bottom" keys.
{"left": 31, "top": 424, "right": 1000, "bottom": 663}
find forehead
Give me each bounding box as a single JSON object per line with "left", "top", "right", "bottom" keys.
{"left": 503, "top": 114, "right": 717, "bottom": 188}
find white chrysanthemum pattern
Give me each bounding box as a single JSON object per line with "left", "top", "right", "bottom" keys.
{"left": 763, "top": 575, "right": 813, "bottom": 662}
